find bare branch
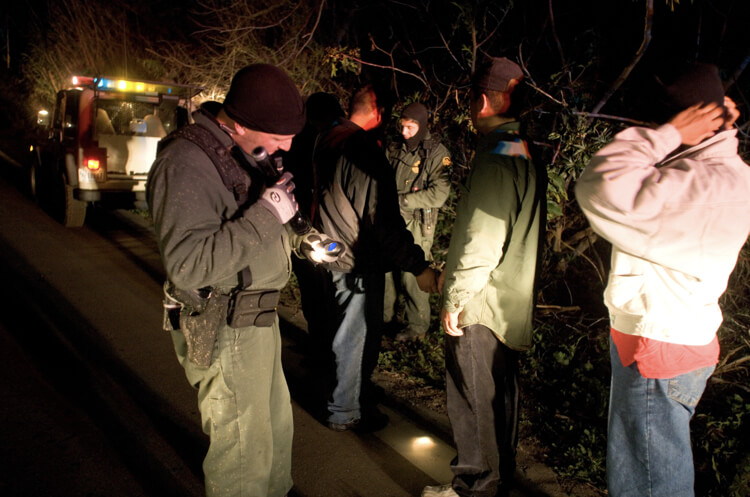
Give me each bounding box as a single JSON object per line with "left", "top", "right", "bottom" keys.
{"left": 573, "top": 111, "right": 651, "bottom": 127}
{"left": 590, "top": 0, "right": 654, "bottom": 115}
{"left": 548, "top": 0, "right": 569, "bottom": 82}
{"left": 339, "top": 50, "right": 428, "bottom": 87}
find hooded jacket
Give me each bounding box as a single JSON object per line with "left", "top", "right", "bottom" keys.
{"left": 575, "top": 125, "right": 750, "bottom": 345}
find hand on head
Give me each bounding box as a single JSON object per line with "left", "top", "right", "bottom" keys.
{"left": 669, "top": 102, "right": 727, "bottom": 146}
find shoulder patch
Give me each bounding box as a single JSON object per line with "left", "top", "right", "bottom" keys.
{"left": 491, "top": 139, "right": 530, "bottom": 160}
{"left": 442, "top": 156, "right": 452, "bottom": 167}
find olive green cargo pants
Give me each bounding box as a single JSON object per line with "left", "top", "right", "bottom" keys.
{"left": 384, "top": 218, "right": 433, "bottom": 336}
{"left": 171, "top": 316, "right": 293, "bottom": 497}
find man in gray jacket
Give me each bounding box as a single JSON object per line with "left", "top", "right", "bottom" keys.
{"left": 313, "top": 85, "right": 438, "bottom": 432}
{"left": 575, "top": 62, "right": 750, "bottom": 497}
{"left": 148, "top": 64, "right": 305, "bottom": 497}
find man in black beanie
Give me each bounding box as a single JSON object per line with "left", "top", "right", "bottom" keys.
{"left": 384, "top": 102, "right": 452, "bottom": 341}
{"left": 576, "top": 62, "right": 749, "bottom": 497}
{"left": 147, "top": 63, "right": 305, "bottom": 497}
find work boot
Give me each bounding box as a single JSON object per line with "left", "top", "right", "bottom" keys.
{"left": 421, "top": 484, "right": 458, "bottom": 497}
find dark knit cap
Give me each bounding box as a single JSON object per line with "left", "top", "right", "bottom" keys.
{"left": 659, "top": 62, "right": 724, "bottom": 113}
{"left": 473, "top": 57, "right": 524, "bottom": 92}
{"left": 223, "top": 64, "right": 305, "bottom": 135}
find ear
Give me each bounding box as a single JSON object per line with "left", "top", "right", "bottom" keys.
{"left": 234, "top": 122, "right": 246, "bottom": 136}
{"left": 479, "top": 93, "right": 495, "bottom": 117}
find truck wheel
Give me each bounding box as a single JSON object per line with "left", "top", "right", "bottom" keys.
{"left": 40, "top": 172, "right": 87, "bottom": 227}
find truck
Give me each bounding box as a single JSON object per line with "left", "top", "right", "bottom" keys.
{"left": 30, "top": 75, "right": 203, "bottom": 227}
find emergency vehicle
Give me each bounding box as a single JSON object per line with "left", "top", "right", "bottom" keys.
{"left": 31, "top": 75, "right": 203, "bottom": 226}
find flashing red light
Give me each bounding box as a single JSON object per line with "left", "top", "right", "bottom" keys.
{"left": 86, "top": 158, "right": 101, "bottom": 171}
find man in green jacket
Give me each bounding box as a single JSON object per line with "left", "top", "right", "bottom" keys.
{"left": 384, "top": 102, "right": 452, "bottom": 341}
{"left": 423, "top": 57, "right": 544, "bottom": 497}
{"left": 148, "top": 64, "right": 305, "bottom": 497}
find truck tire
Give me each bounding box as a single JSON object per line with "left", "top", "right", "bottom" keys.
{"left": 37, "top": 170, "right": 87, "bottom": 227}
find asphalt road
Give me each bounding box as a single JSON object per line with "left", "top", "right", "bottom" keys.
{"left": 0, "top": 302, "right": 155, "bottom": 497}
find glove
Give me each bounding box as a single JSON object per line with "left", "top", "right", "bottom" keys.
{"left": 259, "top": 172, "right": 298, "bottom": 224}
{"left": 299, "top": 231, "right": 345, "bottom": 264}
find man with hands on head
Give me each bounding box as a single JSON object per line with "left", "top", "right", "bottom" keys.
{"left": 425, "top": 56, "right": 544, "bottom": 497}
{"left": 575, "top": 62, "right": 750, "bottom": 497}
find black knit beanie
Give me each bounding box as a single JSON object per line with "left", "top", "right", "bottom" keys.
{"left": 651, "top": 62, "right": 725, "bottom": 123}
{"left": 223, "top": 64, "right": 306, "bottom": 135}
{"left": 401, "top": 102, "right": 429, "bottom": 149}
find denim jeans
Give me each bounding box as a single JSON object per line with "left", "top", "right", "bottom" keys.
{"left": 327, "top": 271, "right": 384, "bottom": 424}
{"left": 608, "top": 339, "right": 714, "bottom": 497}
{"left": 446, "top": 324, "right": 519, "bottom": 497}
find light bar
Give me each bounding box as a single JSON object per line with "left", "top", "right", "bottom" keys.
{"left": 70, "top": 75, "right": 203, "bottom": 98}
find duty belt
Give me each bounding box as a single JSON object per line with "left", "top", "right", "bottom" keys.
{"left": 226, "top": 288, "right": 280, "bottom": 328}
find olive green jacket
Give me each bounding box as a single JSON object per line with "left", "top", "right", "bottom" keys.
{"left": 387, "top": 132, "right": 452, "bottom": 219}
{"left": 442, "top": 122, "right": 543, "bottom": 350}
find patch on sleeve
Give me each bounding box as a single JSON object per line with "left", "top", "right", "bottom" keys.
{"left": 491, "top": 139, "right": 530, "bottom": 160}
{"left": 442, "top": 156, "right": 452, "bottom": 167}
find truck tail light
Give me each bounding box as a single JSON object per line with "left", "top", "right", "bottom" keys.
{"left": 86, "top": 158, "right": 101, "bottom": 171}
{"left": 82, "top": 147, "right": 107, "bottom": 182}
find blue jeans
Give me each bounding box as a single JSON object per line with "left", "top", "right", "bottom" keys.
{"left": 608, "top": 339, "right": 714, "bottom": 497}
{"left": 327, "top": 272, "right": 367, "bottom": 424}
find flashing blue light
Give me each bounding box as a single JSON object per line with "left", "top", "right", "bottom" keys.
{"left": 327, "top": 242, "right": 338, "bottom": 251}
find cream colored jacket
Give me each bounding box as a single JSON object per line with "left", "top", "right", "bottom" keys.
{"left": 575, "top": 125, "right": 750, "bottom": 345}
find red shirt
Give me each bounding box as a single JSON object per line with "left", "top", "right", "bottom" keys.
{"left": 611, "top": 328, "right": 720, "bottom": 379}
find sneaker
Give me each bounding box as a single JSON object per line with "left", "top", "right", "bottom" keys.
{"left": 327, "top": 408, "right": 389, "bottom": 433}
{"left": 327, "top": 418, "right": 359, "bottom": 432}
{"left": 421, "top": 484, "right": 458, "bottom": 497}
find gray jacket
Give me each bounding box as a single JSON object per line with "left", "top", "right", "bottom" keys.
{"left": 147, "top": 111, "right": 291, "bottom": 295}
